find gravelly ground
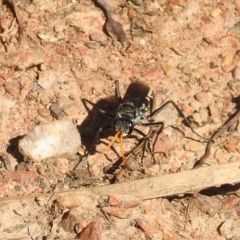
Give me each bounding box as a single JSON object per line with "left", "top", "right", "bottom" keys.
{"left": 0, "top": 0, "right": 240, "bottom": 239}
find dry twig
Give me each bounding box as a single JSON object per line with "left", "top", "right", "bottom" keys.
{"left": 193, "top": 100, "right": 240, "bottom": 169}
{"left": 95, "top": 0, "right": 129, "bottom": 46}
{"left": 0, "top": 18, "right": 16, "bottom": 37}
{"left": 9, "top": 0, "right": 24, "bottom": 42}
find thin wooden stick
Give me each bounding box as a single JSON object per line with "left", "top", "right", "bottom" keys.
{"left": 1, "top": 161, "right": 240, "bottom": 202}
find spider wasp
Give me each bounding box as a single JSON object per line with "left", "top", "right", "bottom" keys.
{"left": 88, "top": 80, "right": 207, "bottom": 167}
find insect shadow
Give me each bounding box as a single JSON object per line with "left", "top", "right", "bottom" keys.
{"left": 78, "top": 96, "right": 120, "bottom": 156}
{"left": 6, "top": 136, "right": 25, "bottom": 163}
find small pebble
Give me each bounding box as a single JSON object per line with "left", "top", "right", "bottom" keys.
{"left": 136, "top": 219, "right": 156, "bottom": 238}
{"left": 102, "top": 207, "right": 132, "bottom": 219}
{"left": 58, "top": 95, "right": 73, "bottom": 108}
{"left": 201, "top": 15, "right": 212, "bottom": 24}
{"left": 60, "top": 209, "right": 81, "bottom": 233}
{"left": 4, "top": 82, "right": 21, "bottom": 98}
{"left": 37, "top": 107, "right": 49, "bottom": 118}
{"left": 175, "top": 0, "right": 184, "bottom": 6}
{"left": 62, "top": 104, "right": 80, "bottom": 117}
{"left": 139, "top": 38, "right": 146, "bottom": 45}
{"left": 199, "top": 108, "right": 209, "bottom": 121}
{"left": 57, "top": 193, "right": 98, "bottom": 210}
{"left": 235, "top": 201, "right": 240, "bottom": 216}
{"left": 55, "top": 158, "right": 69, "bottom": 174}
{"left": 222, "top": 197, "right": 239, "bottom": 209}
{"left": 0, "top": 17, "right": 11, "bottom": 30}
{"left": 208, "top": 105, "right": 219, "bottom": 117}
{"left": 105, "top": 68, "right": 122, "bottom": 80}
{"left": 3, "top": 51, "right": 44, "bottom": 70}
{"left": 143, "top": 204, "right": 153, "bottom": 214}
{"left": 109, "top": 195, "right": 140, "bottom": 209}
{"left": 131, "top": 0, "right": 144, "bottom": 6}
{"left": 194, "top": 92, "right": 209, "bottom": 103}
{"left": 224, "top": 139, "right": 239, "bottom": 153}
{"left": 4, "top": 170, "right": 38, "bottom": 182}
{"left": 232, "top": 65, "right": 240, "bottom": 79}
{"left": 190, "top": 195, "right": 222, "bottom": 216}
{"left": 78, "top": 221, "right": 102, "bottom": 240}
{"left": 160, "top": 61, "right": 172, "bottom": 75}
{"left": 221, "top": 54, "right": 234, "bottom": 68}
{"left": 0, "top": 95, "right": 15, "bottom": 117}
{"left": 49, "top": 103, "right": 65, "bottom": 120}
{"left": 81, "top": 55, "right": 98, "bottom": 71}
{"left": 85, "top": 42, "right": 99, "bottom": 49}
{"left": 39, "top": 95, "right": 50, "bottom": 105}
{"left": 190, "top": 101, "right": 201, "bottom": 111}
{"left": 227, "top": 78, "right": 240, "bottom": 91}
{"left": 210, "top": 8, "right": 222, "bottom": 18}
{"left": 38, "top": 70, "right": 58, "bottom": 90}
{"left": 219, "top": 219, "right": 233, "bottom": 239}
{"left": 236, "top": 5, "right": 240, "bottom": 11}
{"left": 215, "top": 149, "right": 229, "bottom": 165}
{"left": 122, "top": 199, "right": 140, "bottom": 209}
{"left": 192, "top": 112, "right": 207, "bottom": 125}
{"left": 142, "top": 68, "right": 162, "bottom": 80}
{"left": 0, "top": 153, "right": 12, "bottom": 171}
{"left": 181, "top": 65, "right": 192, "bottom": 75}
{"left": 89, "top": 32, "right": 108, "bottom": 45}
{"left": 108, "top": 196, "right": 120, "bottom": 206}
{"left": 54, "top": 25, "right": 65, "bottom": 33}
{"left": 184, "top": 141, "right": 202, "bottom": 152}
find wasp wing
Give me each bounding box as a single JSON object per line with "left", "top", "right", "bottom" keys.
{"left": 122, "top": 81, "right": 154, "bottom": 113}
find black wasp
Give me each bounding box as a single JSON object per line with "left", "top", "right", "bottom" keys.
{"left": 89, "top": 80, "right": 206, "bottom": 166}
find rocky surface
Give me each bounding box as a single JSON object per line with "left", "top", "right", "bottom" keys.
{"left": 0, "top": 0, "right": 240, "bottom": 239}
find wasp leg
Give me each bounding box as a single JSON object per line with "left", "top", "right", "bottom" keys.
{"left": 151, "top": 124, "right": 165, "bottom": 156}
{"left": 87, "top": 125, "right": 112, "bottom": 156}
{"left": 132, "top": 124, "right": 162, "bottom": 163}
{"left": 115, "top": 80, "right": 122, "bottom": 104}
{"left": 98, "top": 108, "right": 115, "bottom": 119}
{"left": 140, "top": 121, "right": 164, "bottom": 128}
{"left": 136, "top": 122, "right": 164, "bottom": 164}
{"left": 132, "top": 127, "right": 147, "bottom": 137}
{"left": 133, "top": 122, "right": 164, "bottom": 157}
{"left": 145, "top": 100, "right": 209, "bottom": 141}
{"left": 72, "top": 125, "right": 110, "bottom": 173}
{"left": 145, "top": 100, "right": 176, "bottom": 119}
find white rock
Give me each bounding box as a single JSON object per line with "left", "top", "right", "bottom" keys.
{"left": 19, "top": 119, "right": 81, "bottom": 162}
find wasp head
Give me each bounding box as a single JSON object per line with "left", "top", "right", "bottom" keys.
{"left": 112, "top": 118, "right": 134, "bottom": 136}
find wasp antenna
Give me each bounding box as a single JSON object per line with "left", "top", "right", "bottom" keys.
{"left": 91, "top": 131, "right": 121, "bottom": 166}
{"left": 119, "top": 131, "right": 127, "bottom": 165}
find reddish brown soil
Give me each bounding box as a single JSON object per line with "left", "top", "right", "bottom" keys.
{"left": 0, "top": 0, "right": 240, "bottom": 239}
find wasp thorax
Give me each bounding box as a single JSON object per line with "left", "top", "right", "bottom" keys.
{"left": 117, "top": 102, "right": 136, "bottom": 119}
